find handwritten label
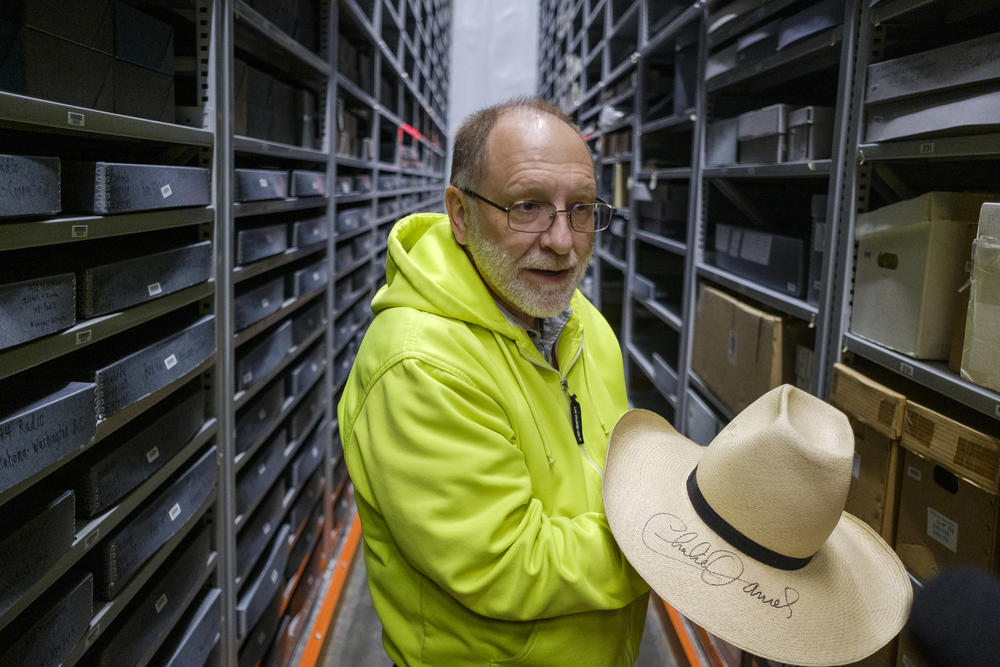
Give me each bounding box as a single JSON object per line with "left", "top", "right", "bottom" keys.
{"left": 68, "top": 111, "right": 85, "bottom": 127}
{"left": 168, "top": 502, "right": 182, "bottom": 521}
{"left": 899, "top": 361, "right": 914, "bottom": 377}
{"left": 907, "top": 465, "right": 922, "bottom": 482}
{"left": 926, "top": 507, "right": 958, "bottom": 552}
{"left": 155, "top": 593, "right": 168, "bottom": 613}
{"left": 164, "top": 353, "right": 178, "bottom": 370}
{"left": 72, "top": 224, "right": 89, "bottom": 238}
{"left": 76, "top": 330, "right": 93, "bottom": 345}
{"left": 642, "top": 513, "right": 799, "bottom": 618}
{"left": 147, "top": 282, "right": 162, "bottom": 296}
{"left": 146, "top": 446, "right": 160, "bottom": 464}
{"left": 161, "top": 184, "right": 172, "bottom": 198}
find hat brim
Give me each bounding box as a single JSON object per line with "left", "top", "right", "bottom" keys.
{"left": 603, "top": 409, "right": 912, "bottom": 666}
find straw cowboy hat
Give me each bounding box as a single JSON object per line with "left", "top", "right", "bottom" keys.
{"left": 603, "top": 384, "right": 912, "bottom": 666}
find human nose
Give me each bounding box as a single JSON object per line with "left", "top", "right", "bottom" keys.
{"left": 539, "top": 208, "right": 574, "bottom": 254}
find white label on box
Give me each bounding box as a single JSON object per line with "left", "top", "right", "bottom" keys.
{"left": 260, "top": 298, "right": 269, "bottom": 308}
{"left": 72, "top": 224, "right": 89, "bottom": 238}
{"left": 164, "top": 353, "right": 178, "bottom": 370}
{"left": 312, "top": 271, "right": 320, "bottom": 281}
{"left": 271, "top": 568, "right": 279, "bottom": 584}
{"left": 243, "top": 371, "right": 253, "bottom": 385}
{"left": 68, "top": 111, "right": 85, "bottom": 127}
{"left": 740, "top": 231, "right": 772, "bottom": 265}
{"left": 786, "top": 282, "right": 796, "bottom": 292}
{"left": 908, "top": 465, "right": 922, "bottom": 481}
{"left": 852, "top": 452, "right": 861, "bottom": 479}
{"left": 148, "top": 282, "right": 162, "bottom": 296}
{"left": 161, "top": 184, "right": 172, "bottom": 198}
{"left": 926, "top": 506, "right": 958, "bottom": 552}
{"left": 258, "top": 177, "right": 268, "bottom": 188}
{"left": 263, "top": 521, "right": 272, "bottom": 535}
{"left": 146, "top": 446, "right": 160, "bottom": 464}
{"left": 312, "top": 446, "right": 319, "bottom": 458}
{"left": 168, "top": 503, "right": 182, "bottom": 521}
{"left": 257, "top": 408, "right": 267, "bottom": 421}
{"left": 258, "top": 464, "right": 267, "bottom": 477}
{"left": 311, "top": 362, "right": 318, "bottom": 372}
{"left": 155, "top": 593, "right": 168, "bottom": 613}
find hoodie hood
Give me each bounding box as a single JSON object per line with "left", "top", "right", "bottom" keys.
{"left": 373, "top": 212, "right": 523, "bottom": 338}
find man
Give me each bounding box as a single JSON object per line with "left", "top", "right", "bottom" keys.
{"left": 338, "top": 97, "right": 649, "bottom": 666}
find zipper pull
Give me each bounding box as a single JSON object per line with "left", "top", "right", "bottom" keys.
{"left": 562, "top": 379, "right": 585, "bottom": 445}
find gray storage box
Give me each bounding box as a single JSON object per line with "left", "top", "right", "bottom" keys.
{"left": 336, "top": 207, "right": 368, "bottom": 232}
{"left": 706, "top": 117, "right": 739, "bottom": 166}
{"left": 93, "top": 315, "right": 215, "bottom": 419}
{"left": 706, "top": 41, "right": 738, "bottom": 80}
{"left": 236, "top": 319, "right": 293, "bottom": 392}
{"left": 334, "top": 175, "right": 353, "bottom": 194}
{"left": 0, "top": 154, "right": 61, "bottom": 218}
{"left": 291, "top": 298, "right": 325, "bottom": 346}
{"left": 737, "top": 104, "right": 791, "bottom": 164}
{"left": 97, "top": 445, "right": 217, "bottom": 599}
{"left": 286, "top": 505, "right": 321, "bottom": 579}
{"left": 93, "top": 524, "right": 210, "bottom": 667}
{"left": 289, "top": 342, "right": 325, "bottom": 399}
{"left": 236, "top": 222, "right": 289, "bottom": 265}
{"left": 159, "top": 588, "right": 221, "bottom": 667}
{"left": 61, "top": 162, "right": 210, "bottom": 214}
{"left": 80, "top": 241, "right": 212, "bottom": 318}
{"left": 112, "top": 0, "right": 174, "bottom": 75}
{"left": 289, "top": 424, "right": 324, "bottom": 489}
{"left": 9, "top": 0, "right": 114, "bottom": 53}
{"left": 866, "top": 30, "right": 1000, "bottom": 104}
{"left": 0, "top": 382, "right": 96, "bottom": 495}
{"left": 290, "top": 169, "right": 326, "bottom": 197}
{"left": 238, "top": 584, "right": 282, "bottom": 667}
{"left": 0, "top": 490, "right": 75, "bottom": 618}
{"left": 787, "top": 106, "right": 835, "bottom": 162}
{"left": 673, "top": 31, "right": 698, "bottom": 114}
{"left": 865, "top": 85, "right": 1000, "bottom": 143}
{"left": 236, "top": 429, "right": 287, "bottom": 518}
{"left": 235, "top": 380, "right": 284, "bottom": 456}
{"left": 289, "top": 379, "right": 327, "bottom": 442}
{"left": 288, "top": 467, "right": 323, "bottom": 538}
{"left": 776, "top": 0, "right": 841, "bottom": 51}
{"left": 714, "top": 223, "right": 807, "bottom": 297}
{"left": 236, "top": 480, "right": 286, "bottom": 582}
{"left": 234, "top": 275, "right": 285, "bottom": 332}
{"left": 234, "top": 168, "right": 288, "bottom": 202}
{"left": 288, "top": 257, "right": 329, "bottom": 298}
{"left": 0, "top": 272, "right": 76, "bottom": 349}
{"left": 237, "top": 522, "right": 290, "bottom": 637}
{"left": 736, "top": 18, "right": 779, "bottom": 64}
{"left": 291, "top": 215, "right": 329, "bottom": 249}
{"left": 113, "top": 58, "right": 174, "bottom": 123}
{"left": 78, "top": 387, "right": 205, "bottom": 517}
{"left": 0, "top": 572, "right": 93, "bottom": 667}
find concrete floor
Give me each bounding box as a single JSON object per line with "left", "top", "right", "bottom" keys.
{"left": 322, "top": 557, "right": 680, "bottom": 667}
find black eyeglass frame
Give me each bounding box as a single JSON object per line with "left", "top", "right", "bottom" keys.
{"left": 461, "top": 188, "right": 615, "bottom": 233}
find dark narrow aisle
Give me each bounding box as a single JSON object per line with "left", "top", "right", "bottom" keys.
{"left": 322, "top": 556, "right": 680, "bottom": 666}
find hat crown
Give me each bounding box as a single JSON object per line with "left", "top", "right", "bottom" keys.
{"left": 696, "top": 385, "right": 854, "bottom": 560}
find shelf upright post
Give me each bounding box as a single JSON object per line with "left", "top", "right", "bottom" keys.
{"left": 324, "top": 0, "right": 340, "bottom": 561}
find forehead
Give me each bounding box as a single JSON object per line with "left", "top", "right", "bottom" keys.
{"left": 483, "top": 111, "right": 595, "bottom": 193}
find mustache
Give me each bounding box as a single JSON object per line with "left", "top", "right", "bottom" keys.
{"left": 521, "top": 252, "right": 579, "bottom": 272}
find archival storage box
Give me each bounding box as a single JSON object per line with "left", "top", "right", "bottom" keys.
{"left": 290, "top": 215, "right": 328, "bottom": 249}
{"left": 236, "top": 222, "right": 289, "bottom": 265}
{"left": 0, "top": 272, "right": 76, "bottom": 349}
{"left": 961, "top": 202, "right": 1000, "bottom": 393}
{"left": 288, "top": 341, "right": 325, "bottom": 399}
{"left": 737, "top": 103, "right": 791, "bottom": 163}
{"left": 237, "top": 522, "right": 290, "bottom": 637}
{"left": 0, "top": 381, "right": 96, "bottom": 495}
{"left": 289, "top": 379, "right": 327, "bottom": 442}
{"left": 7, "top": 0, "right": 114, "bottom": 53}
{"left": 61, "top": 162, "right": 210, "bottom": 214}
{"left": 77, "top": 386, "right": 205, "bottom": 517}
{"left": 787, "top": 105, "right": 834, "bottom": 161}
{"left": 234, "top": 168, "right": 288, "bottom": 202}
{"left": 851, "top": 192, "right": 993, "bottom": 359}
{"left": 79, "top": 240, "right": 212, "bottom": 318}
{"left": 111, "top": 0, "right": 174, "bottom": 75}
{"left": 235, "top": 379, "right": 284, "bottom": 456}
{"left": 93, "top": 524, "right": 211, "bottom": 667}
{"left": 713, "top": 223, "right": 807, "bottom": 297}
{"left": 866, "top": 30, "right": 1000, "bottom": 104}
{"left": 288, "top": 467, "right": 324, "bottom": 535}
{"left": 0, "top": 571, "right": 93, "bottom": 667}
{"left": 706, "top": 117, "right": 738, "bottom": 166}
{"left": 234, "top": 274, "right": 284, "bottom": 332}
{"left": 291, "top": 297, "right": 325, "bottom": 346}
{"left": 829, "top": 363, "right": 906, "bottom": 543}
{"left": 0, "top": 490, "right": 75, "bottom": 618}
{"left": 290, "top": 169, "right": 326, "bottom": 197}
{"left": 287, "top": 534, "right": 324, "bottom": 620}
{"left": 96, "top": 445, "right": 217, "bottom": 599}
{"left": 85, "top": 314, "right": 215, "bottom": 419}
{"left": 236, "top": 428, "right": 287, "bottom": 519}
{"left": 287, "top": 257, "right": 329, "bottom": 298}
{"left": 236, "top": 479, "right": 286, "bottom": 583}
{"left": 113, "top": 57, "right": 174, "bottom": 123}
{"left": 864, "top": 85, "right": 1000, "bottom": 143}
{"left": 0, "top": 154, "right": 61, "bottom": 218}
{"left": 236, "top": 319, "right": 292, "bottom": 392}
{"left": 691, "top": 285, "right": 810, "bottom": 416}
{"left": 775, "top": 0, "right": 841, "bottom": 51}
{"left": 287, "top": 509, "right": 322, "bottom": 581}
{"left": 158, "top": 587, "right": 220, "bottom": 667}
{"left": 238, "top": 585, "right": 283, "bottom": 667}
{"left": 289, "top": 422, "right": 324, "bottom": 490}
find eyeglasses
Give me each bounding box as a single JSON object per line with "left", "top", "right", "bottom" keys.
{"left": 461, "top": 189, "right": 615, "bottom": 233}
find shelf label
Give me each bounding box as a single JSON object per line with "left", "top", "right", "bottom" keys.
{"left": 71, "top": 224, "right": 89, "bottom": 238}
{"left": 76, "top": 330, "right": 93, "bottom": 345}
{"left": 155, "top": 593, "right": 168, "bottom": 613}
{"left": 907, "top": 465, "right": 922, "bottom": 482}
{"left": 67, "top": 111, "right": 85, "bottom": 127}
{"left": 86, "top": 622, "right": 101, "bottom": 645}
{"left": 164, "top": 353, "right": 178, "bottom": 370}
{"left": 919, "top": 142, "right": 935, "bottom": 155}
{"left": 84, "top": 529, "right": 101, "bottom": 549}
{"left": 146, "top": 446, "right": 160, "bottom": 464}
{"left": 168, "top": 502, "right": 182, "bottom": 521}
{"left": 147, "top": 282, "right": 162, "bottom": 296}
{"left": 995, "top": 403, "right": 1000, "bottom": 419}
{"left": 160, "top": 184, "right": 172, "bottom": 199}
{"left": 899, "top": 361, "right": 915, "bottom": 377}
{"left": 926, "top": 506, "right": 958, "bottom": 552}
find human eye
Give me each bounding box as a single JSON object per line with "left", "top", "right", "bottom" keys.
{"left": 511, "top": 201, "right": 541, "bottom": 214}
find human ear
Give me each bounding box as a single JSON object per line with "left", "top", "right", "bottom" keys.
{"left": 445, "top": 185, "right": 470, "bottom": 245}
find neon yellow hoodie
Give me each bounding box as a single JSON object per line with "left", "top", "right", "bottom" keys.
{"left": 338, "top": 213, "right": 650, "bottom": 666}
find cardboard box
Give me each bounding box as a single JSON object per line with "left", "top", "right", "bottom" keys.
{"left": 787, "top": 105, "right": 834, "bottom": 161}
{"left": 865, "top": 86, "right": 1000, "bottom": 143}
{"left": 79, "top": 240, "right": 212, "bottom": 318}
{"left": 0, "top": 154, "right": 61, "bottom": 218}
{"left": 685, "top": 389, "right": 724, "bottom": 446}
{"left": 113, "top": 58, "right": 174, "bottom": 123}
{"left": 0, "top": 490, "right": 75, "bottom": 618}
{"left": 9, "top": 0, "right": 114, "bottom": 53}
{"left": 97, "top": 445, "right": 217, "bottom": 599}
{"left": 236, "top": 222, "right": 288, "bottom": 265}
{"left": 901, "top": 400, "right": 1000, "bottom": 493}
{"left": 830, "top": 364, "right": 906, "bottom": 543}
{"left": 961, "top": 202, "right": 1000, "bottom": 392}
{"left": 236, "top": 319, "right": 292, "bottom": 392}
{"left": 713, "top": 223, "right": 807, "bottom": 297}
{"left": 236, "top": 480, "right": 285, "bottom": 583}
{"left": 61, "top": 162, "right": 210, "bottom": 214}
{"left": 867, "top": 30, "right": 1000, "bottom": 104}
{"left": 236, "top": 429, "right": 286, "bottom": 518}
{"left": 776, "top": 0, "right": 842, "bottom": 51}
{"left": 0, "top": 272, "right": 77, "bottom": 349}
{"left": 852, "top": 192, "right": 994, "bottom": 359}
{"left": 691, "top": 285, "right": 809, "bottom": 416}
{"left": 0, "top": 382, "right": 95, "bottom": 495}
{"left": 894, "top": 446, "right": 999, "bottom": 581}
{"left": 235, "top": 380, "right": 284, "bottom": 456}
{"left": 737, "top": 104, "right": 791, "bottom": 163}
{"left": 234, "top": 275, "right": 284, "bottom": 332}
{"left": 112, "top": 0, "right": 174, "bottom": 75}
{"left": 158, "top": 588, "right": 220, "bottom": 667}
{"left": 0, "top": 572, "right": 93, "bottom": 667}
{"left": 234, "top": 168, "right": 288, "bottom": 202}
{"left": 77, "top": 387, "right": 205, "bottom": 516}
{"left": 290, "top": 169, "right": 326, "bottom": 197}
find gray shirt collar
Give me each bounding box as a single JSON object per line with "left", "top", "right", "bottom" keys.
{"left": 495, "top": 300, "right": 573, "bottom": 366}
